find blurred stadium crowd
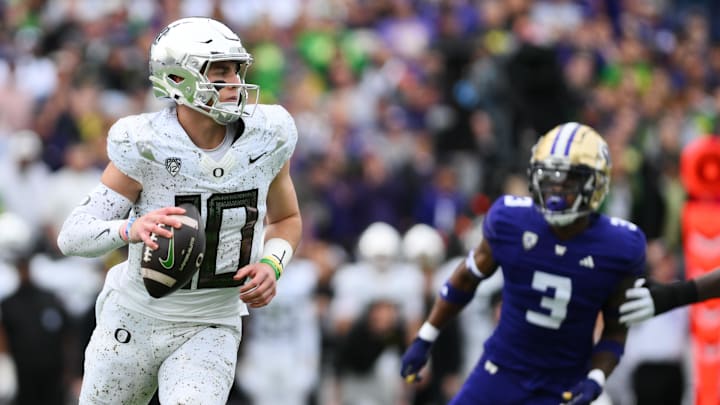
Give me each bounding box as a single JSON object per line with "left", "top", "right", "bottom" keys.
{"left": 0, "top": 0, "right": 719, "bottom": 404}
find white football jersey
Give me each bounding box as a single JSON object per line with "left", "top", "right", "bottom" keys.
{"left": 331, "top": 260, "right": 424, "bottom": 324}
{"left": 105, "top": 105, "right": 297, "bottom": 325}
{"left": 237, "top": 259, "right": 321, "bottom": 405}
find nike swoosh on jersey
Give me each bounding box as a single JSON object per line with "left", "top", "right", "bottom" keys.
{"left": 160, "top": 229, "right": 175, "bottom": 269}
{"left": 249, "top": 152, "right": 267, "bottom": 164}
{"left": 94, "top": 228, "right": 110, "bottom": 239}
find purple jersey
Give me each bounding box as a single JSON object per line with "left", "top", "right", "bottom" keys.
{"left": 481, "top": 195, "right": 645, "bottom": 377}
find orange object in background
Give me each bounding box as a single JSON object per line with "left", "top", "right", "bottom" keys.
{"left": 681, "top": 136, "right": 720, "bottom": 201}
{"left": 681, "top": 136, "right": 720, "bottom": 405}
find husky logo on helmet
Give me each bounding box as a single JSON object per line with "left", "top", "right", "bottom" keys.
{"left": 528, "top": 122, "right": 611, "bottom": 226}
{"left": 148, "top": 17, "right": 259, "bottom": 125}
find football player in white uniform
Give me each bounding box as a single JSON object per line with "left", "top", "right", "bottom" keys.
{"left": 235, "top": 258, "right": 321, "bottom": 405}
{"left": 56, "top": 17, "right": 302, "bottom": 405}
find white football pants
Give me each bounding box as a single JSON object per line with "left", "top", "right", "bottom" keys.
{"left": 79, "top": 290, "right": 242, "bottom": 405}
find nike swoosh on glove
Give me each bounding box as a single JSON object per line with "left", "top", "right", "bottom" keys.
{"left": 561, "top": 377, "right": 602, "bottom": 405}
{"left": 400, "top": 337, "right": 433, "bottom": 383}
{"left": 619, "top": 278, "right": 655, "bottom": 325}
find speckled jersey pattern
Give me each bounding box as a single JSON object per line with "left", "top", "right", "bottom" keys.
{"left": 80, "top": 290, "right": 241, "bottom": 404}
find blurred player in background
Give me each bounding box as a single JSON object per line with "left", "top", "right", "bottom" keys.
{"left": 401, "top": 223, "right": 464, "bottom": 405}
{"left": 235, "top": 254, "right": 321, "bottom": 405}
{"left": 331, "top": 222, "right": 424, "bottom": 405}
{"left": 401, "top": 123, "right": 646, "bottom": 405}
{"left": 0, "top": 238, "right": 70, "bottom": 405}
{"left": 56, "top": 17, "right": 301, "bottom": 404}
{"left": 0, "top": 212, "right": 68, "bottom": 405}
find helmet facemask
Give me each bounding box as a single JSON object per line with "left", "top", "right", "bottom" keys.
{"left": 529, "top": 160, "right": 607, "bottom": 226}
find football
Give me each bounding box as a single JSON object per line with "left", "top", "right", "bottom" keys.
{"left": 141, "top": 203, "right": 206, "bottom": 298}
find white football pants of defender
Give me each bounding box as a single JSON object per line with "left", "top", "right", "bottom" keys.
{"left": 79, "top": 290, "right": 242, "bottom": 405}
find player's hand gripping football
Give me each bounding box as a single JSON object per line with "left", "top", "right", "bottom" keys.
{"left": 234, "top": 261, "right": 277, "bottom": 308}
{"left": 561, "top": 377, "right": 602, "bottom": 405}
{"left": 400, "top": 337, "right": 433, "bottom": 383}
{"left": 619, "top": 278, "right": 655, "bottom": 325}
{"left": 127, "top": 206, "right": 187, "bottom": 249}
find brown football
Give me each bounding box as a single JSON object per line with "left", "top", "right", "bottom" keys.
{"left": 141, "top": 203, "right": 206, "bottom": 298}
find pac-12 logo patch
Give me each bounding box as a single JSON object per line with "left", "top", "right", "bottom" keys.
{"left": 165, "top": 157, "right": 182, "bottom": 176}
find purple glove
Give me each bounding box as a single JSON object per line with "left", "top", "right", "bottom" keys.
{"left": 562, "top": 377, "right": 602, "bottom": 405}
{"left": 400, "top": 337, "right": 433, "bottom": 383}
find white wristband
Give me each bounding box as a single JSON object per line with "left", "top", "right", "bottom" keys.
{"left": 588, "top": 368, "right": 606, "bottom": 388}
{"left": 465, "top": 250, "right": 484, "bottom": 279}
{"left": 418, "top": 322, "right": 440, "bottom": 342}
{"left": 262, "top": 238, "right": 294, "bottom": 268}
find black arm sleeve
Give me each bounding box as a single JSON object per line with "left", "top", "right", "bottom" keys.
{"left": 649, "top": 279, "right": 699, "bottom": 316}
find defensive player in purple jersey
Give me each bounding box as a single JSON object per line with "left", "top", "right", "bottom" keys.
{"left": 401, "top": 123, "right": 646, "bottom": 405}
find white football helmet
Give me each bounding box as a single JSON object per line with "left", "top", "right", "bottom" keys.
{"left": 148, "top": 17, "right": 259, "bottom": 125}
{"left": 402, "top": 223, "right": 445, "bottom": 267}
{"left": 0, "top": 212, "right": 33, "bottom": 261}
{"left": 357, "top": 222, "right": 401, "bottom": 263}
{"left": 528, "top": 122, "right": 611, "bottom": 226}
